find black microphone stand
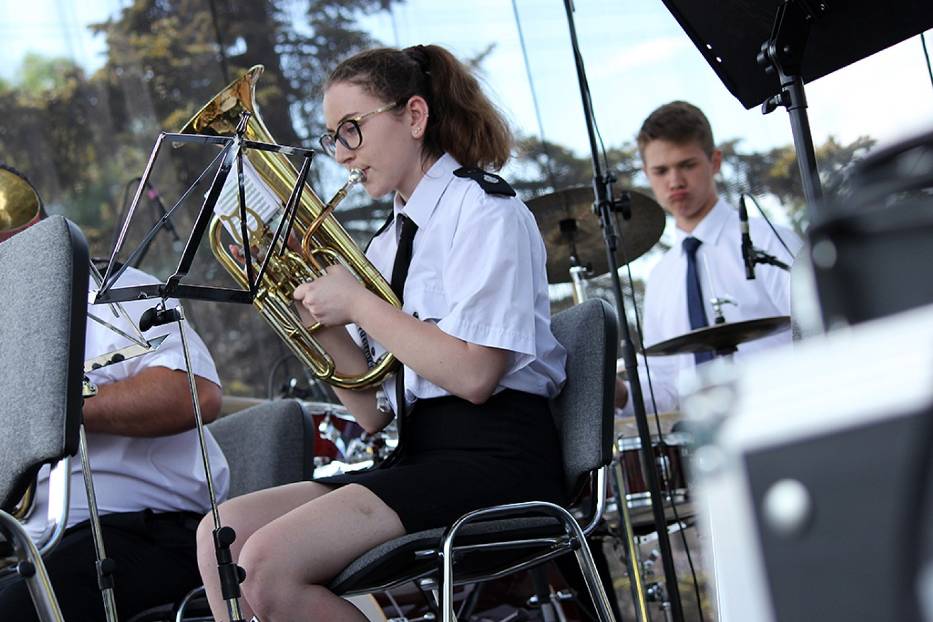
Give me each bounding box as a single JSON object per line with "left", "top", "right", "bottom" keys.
{"left": 561, "top": 2, "right": 685, "bottom": 620}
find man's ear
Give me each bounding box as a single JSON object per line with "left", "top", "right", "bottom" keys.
{"left": 710, "top": 148, "right": 723, "bottom": 175}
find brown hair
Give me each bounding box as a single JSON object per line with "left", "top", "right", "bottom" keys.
{"left": 636, "top": 101, "right": 715, "bottom": 158}
{"left": 325, "top": 45, "right": 512, "bottom": 171}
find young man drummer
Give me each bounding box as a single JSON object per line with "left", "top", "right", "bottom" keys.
{"left": 616, "top": 101, "right": 802, "bottom": 415}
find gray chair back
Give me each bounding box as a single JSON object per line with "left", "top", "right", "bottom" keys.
{"left": 207, "top": 399, "right": 314, "bottom": 498}
{"left": 549, "top": 298, "right": 618, "bottom": 496}
{"left": 0, "top": 216, "right": 88, "bottom": 511}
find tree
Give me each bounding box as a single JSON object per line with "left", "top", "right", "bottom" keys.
{"left": 720, "top": 135, "right": 875, "bottom": 233}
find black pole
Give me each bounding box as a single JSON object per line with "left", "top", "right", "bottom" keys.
{"left": 759, "top": 0, "right": 825, "bottom": 218}
{"left": 561, "top": 2, "right": 685, "bottom": 620}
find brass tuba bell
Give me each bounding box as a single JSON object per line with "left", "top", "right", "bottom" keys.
{"left": 179, "top": 65, "right": 400, "bottom": 390}
{"left": 0, "top": 163, "right": 42, "bottom": 243}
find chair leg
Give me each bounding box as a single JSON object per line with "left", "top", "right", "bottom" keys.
{"left": 0, "top": 511, "right": 65, "bottom": 622}
{"left": 572, "top": 540, "right": 617, "bottom": 622}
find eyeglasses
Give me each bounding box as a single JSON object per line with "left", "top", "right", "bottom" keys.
{"left": 318, "top": 101, "right": 403, "bottom": 158}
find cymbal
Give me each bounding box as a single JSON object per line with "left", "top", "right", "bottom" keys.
{"left": 526, "top": 186, "right": 666, "bottom": 283}
{"left": 644, "top": 316, "right": 791, "bottom": 356}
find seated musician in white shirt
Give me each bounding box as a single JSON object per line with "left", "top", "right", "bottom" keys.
{"left": 0, "top": 167, "right": 229, "bottom": 622}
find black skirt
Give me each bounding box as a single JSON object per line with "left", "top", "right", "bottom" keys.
{"left": 314, "top": 389, "right": 566, "bottom": 533}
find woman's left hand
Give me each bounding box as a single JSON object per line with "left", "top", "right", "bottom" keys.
{"left": 293, "top": 263, "right": 368, "bottom": 326}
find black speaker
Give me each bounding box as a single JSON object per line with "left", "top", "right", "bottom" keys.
{"left": 810, "top": 128, "right": 933, "bottom": 327}
{"left": 688, "top": 299, "right": 933, "bottom": 621}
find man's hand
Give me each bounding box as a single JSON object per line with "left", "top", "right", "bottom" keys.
{"left": 614, "top": 376, "right": 629, "bottom": 410}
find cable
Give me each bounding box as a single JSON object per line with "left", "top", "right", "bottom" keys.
{"left": 511, "top": 0, "right": 561, "bottom": 193}
{"left": 744, "top": 192, "right": 795, "bottom": 259}
{"left": 922, "top": 33, "right": 933, "bottom": 93}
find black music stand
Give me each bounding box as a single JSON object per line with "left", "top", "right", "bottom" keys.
{"left": 660, "top": 0, "right": 933, "bottom": 218}
{"left": 92, "top": 112, "right": 315, "bottom": 622}
{"left": 94, "top": 112, "right": 314, "bottom": 308}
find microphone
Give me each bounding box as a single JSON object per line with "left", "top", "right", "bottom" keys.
{"left": 146, "top": 183, "right": 182, "bottom": 243}
{"left": 739, "top": 195, "right": 756, "bottom": 280}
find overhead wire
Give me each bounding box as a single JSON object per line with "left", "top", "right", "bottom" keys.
{"left": 510, "top": 0, "right": 561, "bottom": 193}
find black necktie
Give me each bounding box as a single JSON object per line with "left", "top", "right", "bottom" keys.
{"left": 683, "top": 236, "right": 714, "bottom": 365}
{"left": 390, "top": 214, "right": 418, "bottom": 449}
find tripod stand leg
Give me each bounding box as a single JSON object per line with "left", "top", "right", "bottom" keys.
{"left": 78, "top": 425, "right": 119, "bottom": 622}
{"left": 173, "top": 307, "right": 246, "bottom": 622}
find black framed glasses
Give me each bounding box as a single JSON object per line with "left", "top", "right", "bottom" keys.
{"left": 318, "top": 100, "right": 404, "bottom": 158}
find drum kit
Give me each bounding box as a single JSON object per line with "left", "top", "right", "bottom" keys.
{"left": 525, "top": 184, "right": 793, "bottom": 619}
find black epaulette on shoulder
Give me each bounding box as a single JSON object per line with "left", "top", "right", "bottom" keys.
{"left": 453, "top": 167, "right": 516, "bottom": 197}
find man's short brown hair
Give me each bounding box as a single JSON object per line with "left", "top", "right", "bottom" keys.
{"left": 637, "top": 101, "right": 715, "bottom": 158}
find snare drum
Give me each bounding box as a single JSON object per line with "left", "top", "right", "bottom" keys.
{"left": 612, "top": 432, "right": 693, "bottom": 527}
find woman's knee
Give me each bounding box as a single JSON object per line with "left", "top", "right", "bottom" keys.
{"left": 238, "top": 534, "right": 295, "bottom": 615}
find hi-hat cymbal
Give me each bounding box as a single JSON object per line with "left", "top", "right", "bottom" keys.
{"left": 526, "top": 186, "right": 666, "bottom": 283}
{"left": 644, "top": 316, "right": 791, "bottom": 357}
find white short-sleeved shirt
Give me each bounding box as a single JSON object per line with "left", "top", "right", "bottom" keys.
{"left": 24, "top": 266, "right": 230, "bottom": 541}
{"left": 620, "top": 198, "right": 804, "bottom": 416}
{"left": 350, "top": 153, "right": 567, "bottom": 415}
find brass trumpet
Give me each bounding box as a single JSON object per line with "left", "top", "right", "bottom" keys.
{"left": 180, "top": 66, "right": 400, "bottom": 390}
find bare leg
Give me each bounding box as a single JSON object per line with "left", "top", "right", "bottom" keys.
{"left": 197, "top": 482, "right": 405, "bottom": 622}
{"left": 237, "top": 483, "right": 405, "bottom": 622}
{"left": 196, "top": 481, "right": 334, "bottom": 621}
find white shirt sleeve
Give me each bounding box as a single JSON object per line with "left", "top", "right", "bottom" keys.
{"left": 435, "top": 191, "right": 539, "bottom": 373}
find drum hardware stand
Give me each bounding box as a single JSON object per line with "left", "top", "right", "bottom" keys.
{"left": 709, "top": 297, "right": 736, "bottom": 325}
{"left": 562, "top": 2, "right": 685, "bottom": 619}
{"left": 609, "top": 460, "right": 651, "bottom": 622}
{"left": 569, "top": 264, "right": 591, "bottom": 305}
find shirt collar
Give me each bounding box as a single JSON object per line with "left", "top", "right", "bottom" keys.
{"left": 392, "top": 153, "right": 460, "bottom": 228}
{"left": 673, "top": 197, "right": 731, "bottom": 249}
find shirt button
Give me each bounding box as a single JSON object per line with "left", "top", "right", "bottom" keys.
{"left": 413, "top": 311, "right": 419, "bottom": 319}
{"left": 370, "top": 347, "right": 376, "bottom": 356}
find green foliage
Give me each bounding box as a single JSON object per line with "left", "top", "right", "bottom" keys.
{"left": 720, "top": 135, "right": 875, "bottom": 233}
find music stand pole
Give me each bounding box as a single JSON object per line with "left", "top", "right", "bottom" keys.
{"left": 759, "top": 0, "right": 825, "bottom": 215}
{"left": 561, "top": 2, "right": 685, "bottom": 619}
